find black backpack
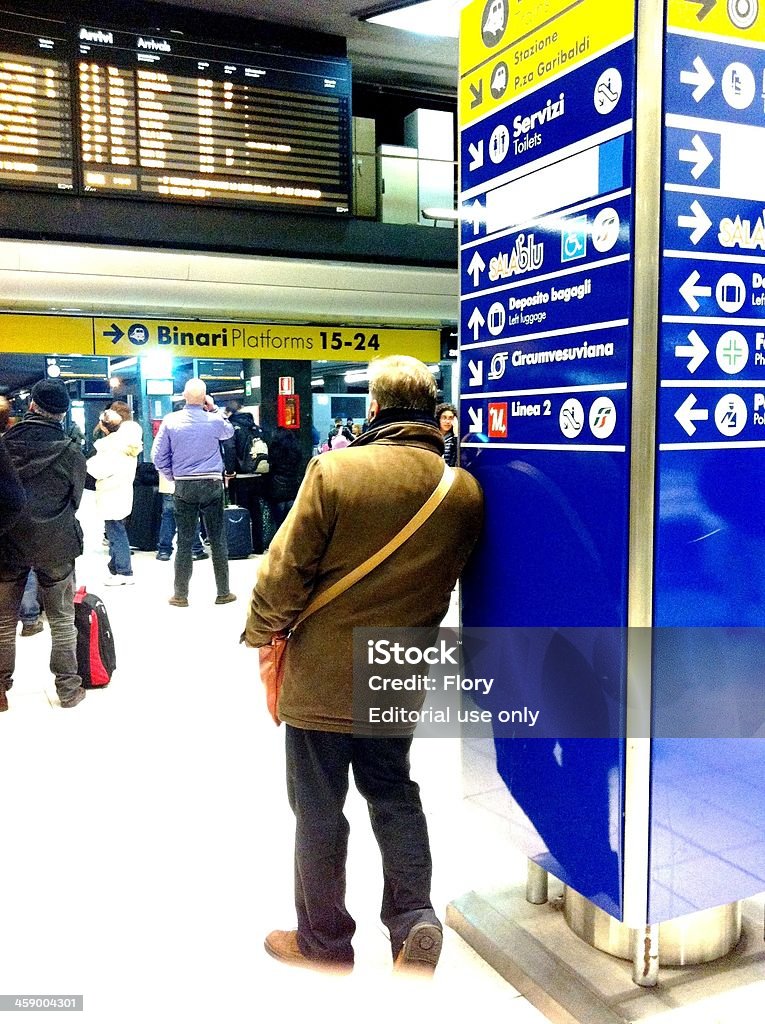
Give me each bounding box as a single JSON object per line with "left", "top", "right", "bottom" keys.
{"left": 237, "top": 424, "right": 270, "bottom": 475}
{"left": 73, "top": 588, "right": 117, "bottom": 688}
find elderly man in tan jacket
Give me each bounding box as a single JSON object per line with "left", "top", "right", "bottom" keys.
{"left": 243, "top": 355, "right": 483, "bottom": 975}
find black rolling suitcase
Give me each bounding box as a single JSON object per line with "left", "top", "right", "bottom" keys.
{"left": 127, "top": 463, "right": 162, "bottom": 551}
{"left": 225, "top": 504, "right": 253, "bottom": 559}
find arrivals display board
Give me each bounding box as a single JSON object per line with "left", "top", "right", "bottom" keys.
{"left": 0, "top": 5, "right": 351, "bottom": 214}
{"left": 458, "top": 0, "right": 638, "bottom": 920}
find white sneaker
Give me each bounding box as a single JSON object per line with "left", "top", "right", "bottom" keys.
{"left": 104, "top": 575, "right": 135, "bottom": 586}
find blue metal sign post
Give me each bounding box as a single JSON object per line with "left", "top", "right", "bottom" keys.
{"left": 459, "top": 0, "right": 765, "bottom": 981}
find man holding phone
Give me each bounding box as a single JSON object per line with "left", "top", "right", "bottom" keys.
{"left": 153, "top": 379, "right": 236, "bottom": 608}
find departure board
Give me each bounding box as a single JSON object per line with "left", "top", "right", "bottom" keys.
{"left": 0, "top": 6, "right": 352, "bottom": 215}
{"left": 0, "top": 13, "right": 74, "bottom": 191}
{"left": 76, "top": 25, "right": 351, "bottom": 213}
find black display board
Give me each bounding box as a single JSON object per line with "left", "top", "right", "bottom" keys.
{"left": 0, "top": 4, "right": 351, "bottom": 214}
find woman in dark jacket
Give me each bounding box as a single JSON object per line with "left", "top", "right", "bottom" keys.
{"left": 435, "top": 402, "right": 458, "bottom": 467}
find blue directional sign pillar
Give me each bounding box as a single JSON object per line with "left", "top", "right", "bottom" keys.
{"left": 458, "top": 0, "right": 765, "bottom": 964}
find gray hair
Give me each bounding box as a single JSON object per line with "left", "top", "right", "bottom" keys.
{"left": 368, "top": 356, "right": 437, "bottom": 415}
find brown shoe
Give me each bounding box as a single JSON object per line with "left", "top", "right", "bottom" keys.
{"left": 60, "top": 687, "right": 86, "bottom": 709}
{"left": 0, "top": 686, "right": 7, "bottom": 712}
{"left": 214, "top": 593, "right": 236, "bottom": 605}
{"left": 393, "top": 922, "right": 442, "bottom": 975}
{"left": 168, "top": 596, "right": 189, "bottom": 607}
{"left": 21, "top": 618, "right": 44, "bottom": 637}
{"left": 264, "top": 930, "right": 352, "bottom": 974}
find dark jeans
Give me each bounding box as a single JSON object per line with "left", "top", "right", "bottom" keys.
{"left": 19, "top": 569, "right": 40, "bottom": 624}
{"left": 158, "top": 494, "right": 203, "bottom": 557}
{"left": 0, "top": 564, "right": 82, "bottom": 700}
{"left": 105, "top": 518, "right": 132, "bottom": 576}
{"left": 285, "top": 726, "right": 440, "bottom": 965}
{"left": 174, "top": 479, "right": 229, "bottom": 599}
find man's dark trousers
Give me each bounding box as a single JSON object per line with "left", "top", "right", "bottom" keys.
{"left": 173, "top": 478, "right": 230, "bottom": 599}
{"left": 285, "top": 725, "right": 441, "bottom": 965}
{"left": 0, "top": 564, "right": 82, "bottom": 700}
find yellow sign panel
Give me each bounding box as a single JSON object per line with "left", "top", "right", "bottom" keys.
{"left": 94, "top": 319, "right": 440, "bottom": 363}
{"left": 668, "top": 0, "right": 765, "bottom": 41}
{"left": 0, "top": 315, "right": 93, "bottom": 355}
{"left": 459, "top": 0, "right": 634, "bottom": 124}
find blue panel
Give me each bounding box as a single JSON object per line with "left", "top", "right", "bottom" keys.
{"left": 651, "top": 24, "right": 765, "bottom": 921}
{"left": 460, "top": 17, "right": 637, "bottom": 918}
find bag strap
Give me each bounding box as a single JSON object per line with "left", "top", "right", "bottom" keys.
{"left": 291, "top": 463, "right": 455, "bottom": 632}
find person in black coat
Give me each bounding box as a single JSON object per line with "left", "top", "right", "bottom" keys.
{"left": 0, "top": 433, "right": 26, "bottom": 537}
{"left": 265, "top": 428, "right": 303, "bottom": 538}
{"left": 0, "top": 380, "right": 88, "bottom": 711}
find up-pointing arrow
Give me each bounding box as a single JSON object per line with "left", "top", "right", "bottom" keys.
{"left": 467, "top": 251, "right": 486, "bottom": 287}
{"left": 468, "top": 140, "right": 484, "bottom": 171}
{"left": 468, "top": 359, "right": 483, "bottom": 387}
{"left": 677, "top": 200, "right": 712, "bottom": 245}
{"left": 675, "top": 330, "right": 709, "bottom": 373}
{"left": 675, "top": 393, "right": 709, "bottom": 436}
{"left": 679, "top": 270, "right": 712, "bottom": 312}
{"left": 469, "top": 198, "right": 483, "bottom": 236}
{"left": 468, "top": 407, "right": 483, "bottom": 433}
{"left": 467, "top": 307, "right": 485, "bottom": 342}
{"left": 680, "top": 56, "right": 715, "bottom": 102}
{"left": 679, "top": 133, "right": 714, "bottom": 180}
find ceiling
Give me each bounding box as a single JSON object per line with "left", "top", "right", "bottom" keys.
{"left": 161, "top": 0, "right": 459, "bottom": 92}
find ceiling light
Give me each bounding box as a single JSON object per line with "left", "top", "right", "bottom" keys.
{"left": 345, "top": 369, "right": 369, "bottom": 383}
{"left": 359, "top": 0, "right": 461, "bottom": 38}
{"left": 311, "top": 378, "right": 325, "bottom": 387}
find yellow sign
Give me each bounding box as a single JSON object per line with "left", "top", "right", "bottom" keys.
{"left": 0, "top": 315, "right": 93, "bottom": 355}
{"left": 668, "top": 0, "right": 765, "bottom": 41}
{"left": 459, "top": 0, "right": 634, "bottom": 124}
{"left": 0, "top": 314, "right": 439, "bottom": 364}
{"left": 93, "top": 319, "right": 440, "bottom": 362}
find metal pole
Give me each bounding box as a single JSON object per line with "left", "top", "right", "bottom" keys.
{"left": 632, "top": 924, "right": 659, "bottom": 987}
{"left": 526, "top": 860, "right": 548, "bottom": 905}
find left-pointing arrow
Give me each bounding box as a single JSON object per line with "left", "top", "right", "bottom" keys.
{"left": 103, "top": 323, "right": 124, "bottom": 344}
{"left": 679, "top": 270, "right": 712, "bottom": 311}
{"left": 675, "top": 393, "right": 708, "bottom": 436}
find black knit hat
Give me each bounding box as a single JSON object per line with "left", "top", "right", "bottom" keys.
{"left": 31, "top": 379, "right": 70, "bottom": 415}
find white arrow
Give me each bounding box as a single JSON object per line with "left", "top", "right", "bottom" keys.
{"left": 679, "top": 270, "right": 712, "bottom": 312}
{"left": 468, "top": 359, "right": 483, "bottom": 387}
{"left": 468, "top": 407, "right": 483, "bottom": 433}
{"left": 675, "top": 393, "right": 709, "bottom": 436}
{"left": 467, "top": 307, "right": 485, "bottom": 341}
{"left": 468, "top": 140, "right": 484, "bottom": 171}
{"left": 677, "top": 200, "right": 712, "bottom": 245}
{"left": 469, "top": 198, "right": 483, "bottom": 236}
{"left": 467, "top": 251, "right": 486, "bottom": 288}
{"left": 675, "top": 329, "right": 709, "bottom": 373}
{"left": 679, "top": 133, "right": 713, "bottom": 180}
{"left": 680, "top": 56, "right": 715, "bottom": 102}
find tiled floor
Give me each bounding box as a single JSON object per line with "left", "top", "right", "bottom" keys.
{"left": 0, "top": 496, "right": 543, "bottom": 1024}
{"left": 1, "top": 494, "right": 763, "bottom": 1024}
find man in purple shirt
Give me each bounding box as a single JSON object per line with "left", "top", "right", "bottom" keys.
{"left": 153, "top": 379, "right": 236, "bottom": 608}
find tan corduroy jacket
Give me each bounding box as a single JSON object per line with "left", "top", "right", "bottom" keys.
{"left": 243, "top": 417, "right": 484, "bottom": 732}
